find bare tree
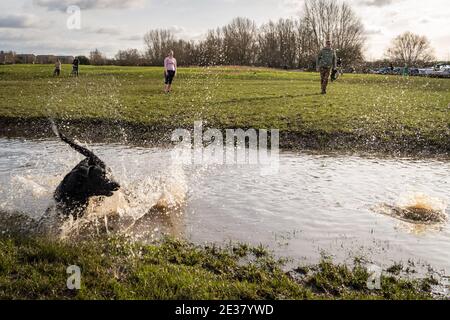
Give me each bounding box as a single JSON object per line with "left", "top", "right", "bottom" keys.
{"left": 144, "top": 29, "right": 175, "bottom": 65}
{"left": 89, "top": 49, "right": 106, "bottom": 65}
{"left": 301, "top": 0, "right": 365, "bottom": 66}
{"left": 198, "top": 28, "right": 225, "bottom": 66}
{"left": 222, "top": 17, "right": 258, "bottom": 65}
{"left": 137, "top": 3, "right": 366, "bottom": 69}
{"left": 385, "top": 32, "right": 435, "bottom": 66}
{"left": 170, "top": 39, "right": 199, "bottom": 66}
{"left": 258, "top": 19, "right": 299, "bottom": 68}
{"left": 277, "top": 19, "right": 298, "bottom": 68}
{"left": 297, "top": 18, "right": 317, "bottom": 69}
{"left": 258, "top": 21, "right": 281, "bottom": 67}
{"left": 115, "top": 48, "right": 142, "bottom": 66}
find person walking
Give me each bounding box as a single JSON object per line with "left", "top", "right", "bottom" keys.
{"left": 403, "top": 63, "right": 409, "bottom": 76}
{"left": 316, "top": 40, "right": 337, "bottom": 95}
{"left": 71, "top": 57, "right": 79, "bottom": 77}
{"left": 53, "top": 59, "right": 61, "bottom": 76}
{"left": 164, "top": 50, "right": 177, "bottom": 93}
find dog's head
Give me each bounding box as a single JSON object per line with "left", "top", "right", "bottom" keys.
{"left": 78, "top": 164, "right": 120, "bottom": 198}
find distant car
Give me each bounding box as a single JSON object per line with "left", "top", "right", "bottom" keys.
{"left": 409, "top": 68, "right": 420, "bottom": 76}
{"left": 392, "top": 67, "right": 402, "bottom": 75}
{"left": 433, "top": 63, "right": 450, "bottom": 71}
{"left": 344, "top": 67, "right": 355, "bottom": 74}
{"left": 444, "top": 68, "right": 450, "bottom": 77}
{"left": 432, "top": 67, "right": 450, "bottom": 78}
{"left": 375, "top": 67, "right": 392, "bottom": 75}
{"left": 418, "top": 68, "right": 434, "bottom": 76}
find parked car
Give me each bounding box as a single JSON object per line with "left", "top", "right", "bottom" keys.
{"left": 409, "top": 68, "right": 420, "bottom": 76}
{"left": 375, "top": 67, "right": 392, "bottom": 75}
{"left": 432, "top": 67, "right": 450, "bottom": 78}
{"left": 418, "top": 68, "right": 434, "bottom": 76}
{"left": 392, "top": 67, "right": 402, "bottom": 75}
{"left": 433, "top": 63, "right": 450, "bottom": 71}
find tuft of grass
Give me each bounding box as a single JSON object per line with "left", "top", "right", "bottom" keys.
{"left": 0, "top": 235, "right": 437, "bottom": 300}
{"left": 387, "top": 263, "right": 404, "bottom": 275}
{"left": 298, "top": 258, "right": 433, "bottom": 300}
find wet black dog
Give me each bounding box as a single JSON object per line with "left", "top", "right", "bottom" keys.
{"left": 52, "top": 123, "right": 120, "bottom": 218}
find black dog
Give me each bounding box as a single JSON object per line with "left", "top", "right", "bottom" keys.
{"left": 52, "top": 123, "right": 120, "bottom": 218}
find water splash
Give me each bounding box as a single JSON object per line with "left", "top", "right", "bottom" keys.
{"left": 398, "top": 192, "right": 447, "bottom": 213}
{"left": 0, "top": 141, "right": 189, "bottom": 241}
{"left": 1, "top": 138, "right": 450, "bottom": 272}
{"left": 375, "top": 192, "right": 448, "bottom": 225}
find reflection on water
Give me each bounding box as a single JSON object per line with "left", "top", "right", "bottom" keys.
{"left": 0, "top": 137, "right": 449, "bottom": 272}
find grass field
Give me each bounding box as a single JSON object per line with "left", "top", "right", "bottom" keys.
{"left": 0, "top": 235, "right": 438, "bottom": 300}
{"left": 0, "top": 64, "right": 449, "bottom": 154}
{"left": 0, "top": 65, "right": 448, "bottom": 300}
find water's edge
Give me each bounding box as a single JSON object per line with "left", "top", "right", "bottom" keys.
{"left": 1, "top": 116, "right": 449, "bottom": 158}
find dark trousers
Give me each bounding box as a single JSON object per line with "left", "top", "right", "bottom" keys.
{"left": 53, "top": 68, "right": 60, "bottom": 76}
{"left": 165, "top": 70, "right": 176, "bottom": 85}
{"left": 320, "top": 67, "right": 331, "bottom": 93}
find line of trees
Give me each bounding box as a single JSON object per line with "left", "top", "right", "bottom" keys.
{"left": 385, "top": 32, "right": 435, "bottom": 66}
{"left": 87, "top": 27, "right": 439, "bottom": 71}
{"left": 85, "top": 0, "right": 366, "bottom": 69}
{"left": 137, "top": 0, "right": 366, "bottom": 69}
{"left": 4, "top": 0, "right": 438, "bottom": 70}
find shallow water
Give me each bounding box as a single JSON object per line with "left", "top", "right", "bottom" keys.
{"left": 0, "top": 137, "right": 449, "bottom": 273}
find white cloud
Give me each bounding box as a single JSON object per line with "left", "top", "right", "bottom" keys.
{"left": 365, "top": 29, "right": 383, "bottom": 36}
{"left": 91, "top": 26, "right": 121, "bottom": 35}
{"left": 169, "top": 25, "right": 186, "bottom": 34}
{"left": 0, "top": 30, "right": 35, "bottom": 41}
{"left": 0, "top": 14, "right": 39, "bottom": 28}
{"left": 358, "top": 0, "right": 394, "bottom": 7}
{"left": 119, "top": 34, "right": 143, "bottom": 41}
{"left": 33, "top": 0, "right": 146, "bottom": 12}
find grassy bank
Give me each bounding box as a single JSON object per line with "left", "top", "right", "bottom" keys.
{"left": 0, "top": 64, "right": 449, "bottom": 155}
{"left": 0, "top": 235, "right": 439, "bottom": 300}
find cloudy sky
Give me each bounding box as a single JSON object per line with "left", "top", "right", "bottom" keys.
{"left": 0, "top": 0, "right": 449, "bottom": 60}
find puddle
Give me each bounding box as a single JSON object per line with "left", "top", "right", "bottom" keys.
{"left": 0, "top": 137, "right": 448, "bottom": 274}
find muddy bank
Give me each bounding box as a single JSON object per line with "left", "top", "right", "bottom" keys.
{"left": 0, "top": 116, "right": 448, "bottom": 158}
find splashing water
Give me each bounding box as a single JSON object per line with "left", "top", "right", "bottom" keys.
{"left": 398, "top": 192, "right": 447, "bottom": 213}
{"left": 1, "top": 137, "right": 450, "bottom": 272}
{"left": 0, "top": 139, "right": 188, "bottom": 240}
{"left": 375, "top": 192, "right": 448, "bottom": 225}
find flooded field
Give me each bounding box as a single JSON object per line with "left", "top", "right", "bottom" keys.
{"left": 0, "top": 137, "right": 448, "bottom": 273}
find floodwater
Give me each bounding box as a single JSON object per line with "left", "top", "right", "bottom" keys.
{"left": 0, "top": 137, "right": 449, "bottom": 273}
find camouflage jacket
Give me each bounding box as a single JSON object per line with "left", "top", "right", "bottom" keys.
{"left": 317, "top": 48, "right": 337, "bottom": 69}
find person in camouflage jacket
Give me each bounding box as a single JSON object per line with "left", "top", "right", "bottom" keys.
{"left": 317, "top": 40, "right": 337, "bottom": 94}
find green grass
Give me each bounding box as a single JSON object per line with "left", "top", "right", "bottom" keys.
{"left": 0, "top": 235, "right": 437, "bottom": 300}
{"left": 0, "top": 65, "right": 448, "bottom": 299}
{"left": 0, "top": 64, "right": 449, "bottom": 153}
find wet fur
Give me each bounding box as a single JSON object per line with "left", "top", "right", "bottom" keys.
{"left": 51, "top": 122, "right": 120, "bottom": 218}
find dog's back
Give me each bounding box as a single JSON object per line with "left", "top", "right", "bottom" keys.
{"left": 51, "top": 122, "right": 120, "bottom": 218}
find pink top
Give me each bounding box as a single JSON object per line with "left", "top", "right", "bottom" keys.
{"left": 164, "top": 57, "right": 177, "bottom": 71}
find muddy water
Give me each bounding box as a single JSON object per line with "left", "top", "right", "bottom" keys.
{"left": 0, "top": 137, "right": 449, "bottom": 272}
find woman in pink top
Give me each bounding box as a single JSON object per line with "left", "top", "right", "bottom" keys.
{"left": 164, "top": 50, "right": 177, "bottom": 93}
